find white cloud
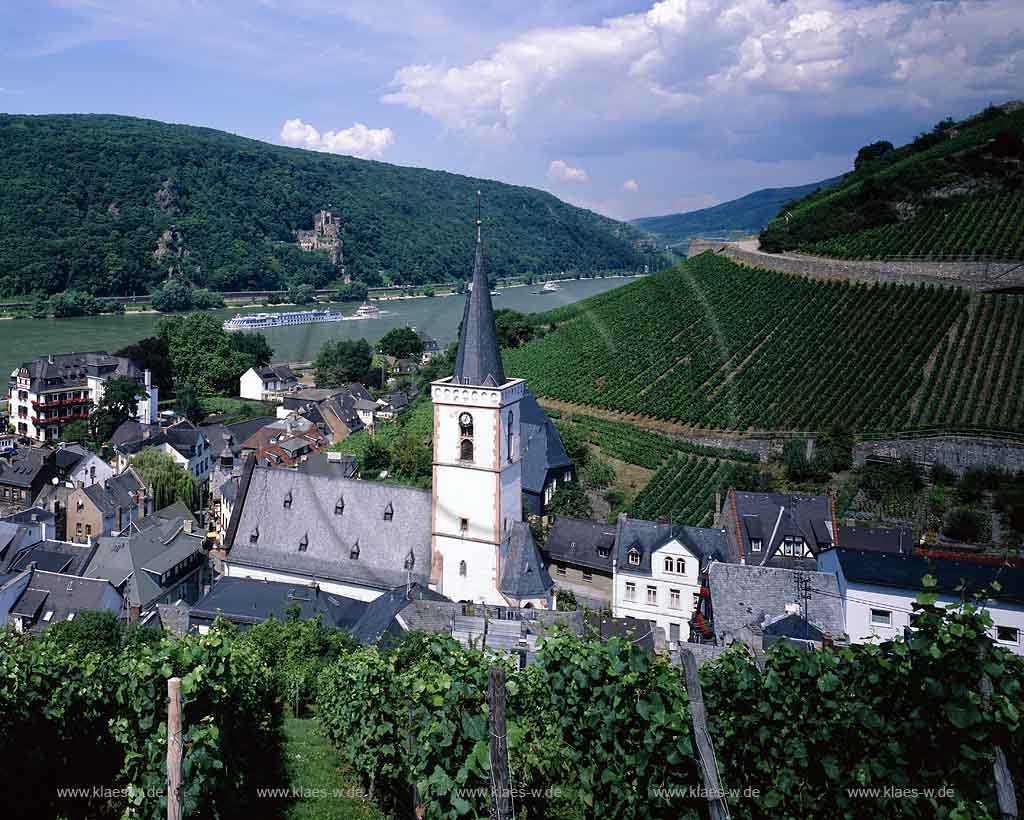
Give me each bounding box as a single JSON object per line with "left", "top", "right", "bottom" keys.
{"left": 547, "top": 159, "right": 588, "bottom": 183}
{"left": 623, "top": 179, "right": 640, "bottom": 192}
{"left": 280, "top": 118, "right": 394, "bottom": 158}
{"left": 383, "top": 0, "right": 1024, "bottom": 158}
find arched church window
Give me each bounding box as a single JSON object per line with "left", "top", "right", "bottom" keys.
{"left": 507, "top": 410, "right": 514, "bottom": 462}
{"left": 458, "top": 412, "right": 474, "bottom": 462}
{"left": 459, "top": 560, "right": 467, "bottom": 577}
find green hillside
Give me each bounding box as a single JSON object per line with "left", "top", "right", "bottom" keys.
{"left": 0, "top": 114, "right": 644, "bottom": 297}
{"left": 760, "top": 103, "right": 1024, "bottom": 257}
{"left": 505, "top": 253, "right": 1024, "bottom": 435}
{"left": 631, "top": 176, "right": 841, "bottom": 246}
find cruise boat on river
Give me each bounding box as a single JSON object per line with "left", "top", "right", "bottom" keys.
{"left": 341, "top": 303, "right": 383, "bottom": 320}
{"left": 223, "top": 308, "right": 345, "bottom": 331}
{"left": 541, "top": 281, "right": 562, "bottom": 292}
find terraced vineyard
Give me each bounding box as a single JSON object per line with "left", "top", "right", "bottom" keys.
{"left": 802, "top": 192, "right": 1024, "bottom": 260}
{"left": 629, "top": 455, "right": 764, "bottom": 526}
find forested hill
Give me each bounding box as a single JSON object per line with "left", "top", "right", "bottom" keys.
{"left": 0, "top": 114, "right": 645, "bottom": 297}
{"left": 630, "top": 176, "right": 840, "bottom": 246}
{"left": 760, "top": 102, "right": 1024, "bottom": 257}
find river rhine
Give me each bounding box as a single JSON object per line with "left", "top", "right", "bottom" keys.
{"left": 0, "top": 277, "right": 637, "bottom": 377}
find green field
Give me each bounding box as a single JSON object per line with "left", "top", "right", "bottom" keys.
{"left": 506, "top": 254, "right": 1024, "bottom": 434}
{"left": 802, "top": 191, "right": 1024, "bottom": 260}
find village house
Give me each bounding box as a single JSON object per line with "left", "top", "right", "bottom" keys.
{"left": 723, "top": 489, "right": 837, "bottom": 569}
{"left": 419, "top": 336, "right": 441, "bottom": 364}
{"left": 84, "top": 510, "right": 208, "bottom": 621}
{"left": 0, "top": 568, "right": 123, "bottom": 633}
{"left": 65, "top": 468, "right": 150, "bottom": 543}
{"left": 8, "top": 351, "right": 158, "bottom": 443}
{"left": 696, "top": 562, "right": 848, "bottom": 649}
{"left": 520, "top": 392, "right": 575, "bottom": 515}
{"left": 113, "top": 419, "right": 213, "bottom": 483}
{"left": 0, "top": 447, "right": 57, "bottom": 516}
{"left": 817, "top": 547, "right": 1024, "bottom": 656}
{"left": 612, "top": 514, "right": 732, "bottom": 648}
{"left": 543, "top": 516, "right": 616, "bottom": 608}
{"left": 53, "top": 443, "right": 114, "bottom": 488}
{"left": 279, "top": 386, "right": 366, "bottom": 441}
{"left": 0, "top": 507, "right": 56, "bottom": 561}
{"left": 239, "top": 364, "right": 299, "bottom": 401}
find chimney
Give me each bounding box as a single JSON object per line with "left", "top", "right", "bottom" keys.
{"left": 48, "top": 353, "right": 54, "bottom": 365}
{"left": 183, "top": 519, "right": 194, "bottom": 535}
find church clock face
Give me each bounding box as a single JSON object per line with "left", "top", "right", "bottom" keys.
{"left": 459, "top": 412, "right": 473, "bottom": 427}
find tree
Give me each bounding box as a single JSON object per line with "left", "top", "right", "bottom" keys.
{"left": 314, "top": 338, "right": 372, "bottom": 386}
{"left": 555, "top": 421, "right": 590, "bottom": 470}
{"left": 288, "top": 283, "right": 316, "bottom": 304}
{"left": 944, "top": 507, "right": 984, "bottom": 543}
{"left": 175, "top": 382, "right": 204, "bottom": 424}
{"left": 157, "top": 313, "right": 254, "bottom": 395}
{"left": 150, "top": 279, "right": 194, "bottom": 312}
{"left": 115, "top": 336, "right": 174, "bottom": 396}
{"left": 98, "top": 375, "right": 147, "bottom": 422}
{"left": 548, "top": 482, "right": 592, "bottom": 518}
{"left": 61, "top": 420, "right": 91, "bottom": 444}
{"left": 362, "top": 437, "right": 391, "bottom": 476}
{"left": 230, "top": 332, "right": 274, "bottom": 368}
{"left": 854, "top": 140, "right": 895, "bottom": 171}
{"left": 335, "top": 282, "right": 368, "bottom": 302}
{"left": 814, "top": 427, "right": 853, "bottom": 474}
{"left": 389, "top": 431, "right": 431, "bottom": 484}
{"left": 494, "top": 309, "right": 535, "bottom": 349}
{"left": 581, "top": 456, "right": 615, "bottom": 490}
{"left": 556, "top": 588, "right": 578, "bottom": 611}
{"left": 378, "top": 327, "right": 423, "bottom": 359}
{"left": 131, "top": 450, "right": 203, "bottom": 510}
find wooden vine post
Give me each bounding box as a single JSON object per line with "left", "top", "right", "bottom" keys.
{"left": 979, "top": 649, "right": 1018, "bottom": 820}
{"left": 487, "top": 665, "right": 512, "bottom": 820}
{"left": 680, "top": 650, "right": 730, "bottom": 820}
{"left": 167, "top": 677, "right": 183, "bottom": 820}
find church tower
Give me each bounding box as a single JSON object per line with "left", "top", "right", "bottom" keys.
{"left": 430, "top": 194, "right": 525, "bottom": 604}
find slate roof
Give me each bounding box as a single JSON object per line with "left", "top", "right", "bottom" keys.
{"left": 225, "top": 465, "right": 432, "bottom": 592}
{"left": 544, "top": 516, "right": 615, "bottom": 572}
{"left": 731, "top": 491, "right": 835, "bottom": 567}
{"left": 519, "top": 392, "right": 573, "bottom": 494}
{"left": 615, "top": 516, "right": 733, "bottom": 576}
{"left": 255, "top": 365, "right": 297, "bottom": 383}
{"left": 584, "top": 614, "right": 657, "bottom": 653}
{"left": 0, "top": 448, "right": 53, "bottom": 488}
{"left": 82, "top": 469, "right": 145, "bottom": 516}
{"left": 163, "top": 420, "right": 206, "bottom": 459}
{"left": 8, "top": 540, "right": 96, "bottom": 576}
{"left": 54, "top": 445, "right": 89, "bottom": 473}
{"left": 829, "top": 547, "right": 1024, "bottom": 603}
{"left": 349, "top": 583, "right": 451, "bottom": 644}
{"left": 707, "top": 562, "right": 846, "bottom": 645}
{"left": 109, "top": 420, "right": 160, "bottom": 448}
{"left": 298, "top": 452, "right": 358, "bottom": 479}
{"left": 9, "top": 569, "right": 122, "bottom": 631}
{"left": 15, "top": 351, "right": 143, "bottom": 393}
{"left": 838, "top": 525, "right": 914, "bottom": 554}
{"left": 2, "top": 506, "right": 56, "bottom": 529}
{"left": 87, "top": 515, "right": 205, "bottom": 607}
{"left": 189, "top": 576, "right": 368, "bottom": 629}
{"left": 453, "top": 203, "right": 505, "bottom": 387}
{"left": 499, "top": 522, "right": 553, "bottom": 599}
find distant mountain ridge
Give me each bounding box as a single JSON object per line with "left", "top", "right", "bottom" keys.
{"left": 0, "top": 114, "right": 645, "bottom": 297}
{"left": 630, "top": 177, "right": 843, "bottom": 246}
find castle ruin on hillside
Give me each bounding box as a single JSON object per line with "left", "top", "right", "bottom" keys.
{"left": 295, "top": 210, "right": 347, "bottom": 280}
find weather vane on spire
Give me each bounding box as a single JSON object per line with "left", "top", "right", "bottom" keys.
{"left": 475, "top": 190, "right": 482, "bottom": 242}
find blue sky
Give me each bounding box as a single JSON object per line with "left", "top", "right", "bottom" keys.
{"left": 2, "top": 0, "right": 1021, "bottom": 220}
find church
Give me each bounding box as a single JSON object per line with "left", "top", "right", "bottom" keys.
{"left": 221, "top": 200, "right": 557, "bottom": 608}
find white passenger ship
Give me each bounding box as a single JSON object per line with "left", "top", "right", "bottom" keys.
{"left": 223, "top": 309, "right": 346, "bottom": 331}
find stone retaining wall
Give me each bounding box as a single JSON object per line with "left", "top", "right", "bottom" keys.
{"left": 688, "top": 239, "right": 1023, "bottom": 291}
{"left": 853, "top": 436, "right": 1024, "bottom": 476}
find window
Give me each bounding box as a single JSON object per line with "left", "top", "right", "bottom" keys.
{"left": 85, "top": 524, "right": 91, "bottom": 536}
{"left": 624, "top": 582, "right": 636, "bottom": 602}
{"left": 459, "top": 560, "right": 467, "bottom": 577}
{"left": 334, "top": 497, "right": 344, "bottom": 515}
{"left": 77, "top": 499, "right": 84, "bottom": 512}
{"left": 249, "top": 527, "right": 259, "bottom": 544}
{"left": 675, "top": 558, "right": 685, "bottom": 574}
{"left": 582, "top": 570, "right": 593, "bottom": 582}
{"left": 564, "top": 469, "right": 572, "bottom": 482}
{"left": 460, "top": 438, "right": 474, "bottom": 461}
{"left": 664, "top": 557, "right": 674, "bottom": 573}
{"left": 460, "top": 517, "right": 469, "bottom": 533}
{"left": 283, "top": 490, "right": 292, "bottom": 509}
{"left": 43, "top": 610, "right": 54, "bottom": 623}
{"left": 646, "top": 586, "right": 658, "bottom": 606}
{"left": 66, "top": 612, "right": 75, "bottom": 621}
{"left": 669, "top": 623, "right": 680, "bottom": 643}
{"left": 669, "top": 589, "right": 681, "bottom": 610}
{"left": 556, "top": 565, "right": 566, "bottom": 576}
{"left": 598, "top": 546, "right": 610, "bottom": 559}
{"left": 507, "top": 411, "right": 514, "bottom": 462}
{"left": 383, "top": 503, "right": 394, "bottom": 522}
{"left": 459, "top": 412, "right": 474, "bottom": 437}
{"left": 404, "top": 551, "right": 415, "bottom": 571}
{"left": 751, "top": 539, "right": 762, "bottom": 553}
{"left": 996, "top": 626, "right": 1019, "bottom": 645}
{"left": 76, "top": 522, "right": 82, "bottom": 535}
{"left": 693, "top": 592, "right": 701, "bottom": 609}
{"left": 628, "top": 548, "right": 640, "bottom": 566}
{"left": 298, "top": 533, "right": 308, "bottom": 552}
{"left": 350, "top": 541, "right": 360, "bottom": 560}
{"left": 870, "top": 608, "right": 892, "bottom": 627}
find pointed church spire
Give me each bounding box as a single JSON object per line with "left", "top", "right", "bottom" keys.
{"left": 453, "top": 191, "right": 506, "bottom": 387}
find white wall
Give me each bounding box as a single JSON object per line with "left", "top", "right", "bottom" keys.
{"left": 240, "top": 369, "right": 265, "bottom": 401}
{"left": 71, "top": 453, "right": 114, "bottom": 487}
{"left": 844, "top": 580, "right": 1024, "bottom": 656}
{"left": 222, "top": 563, "right": 386, "bottom": 602}
{"left": 613, "top": 538, "right": 702, "bottom": 644}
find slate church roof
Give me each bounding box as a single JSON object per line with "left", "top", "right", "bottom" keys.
{"left": 225, "top": 464, "right": 432, "bottom": 592}
{"left": 499, "top": 522, "right": 553, "bottom": 600}
{"left": 519, "top": 392, "right": 573, "bottom": 495}
{"left": 453, "top": 195, "right": 506, "bottom": 388}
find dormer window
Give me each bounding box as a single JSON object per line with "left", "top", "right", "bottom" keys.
{"left": 283, "top": 490, "right": 292, "bottom": 509}
{"left": 335, "top": 496, "right": 344, "bottom": 515}
{"left": 675, "top": 558, "right": 685, "bottom": 574}
{"left": 751, "top": 538, "right": 762, "bottom": 553}
{"left": 663, "top": 557, "right": 673, "bottom": 573}
{"left": 404, "top": 550, "right": 415, "bottom": 571}
{"left": 383, "top": 502, "right": 394, "bottom": 522}
{"left": 249, "top": 526, "right": 259, "bottom": 544}
{"left": 350, "top": 540, "right": 360, "bottom": 560}
{"left": 459, "top": 560, "right": 467, "bottom": 577}
{"left": 628, "top": 548, "right": 640, "bottom": 566}
{"left": 298, "top": 533, "right": 308, "bottom": 552}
